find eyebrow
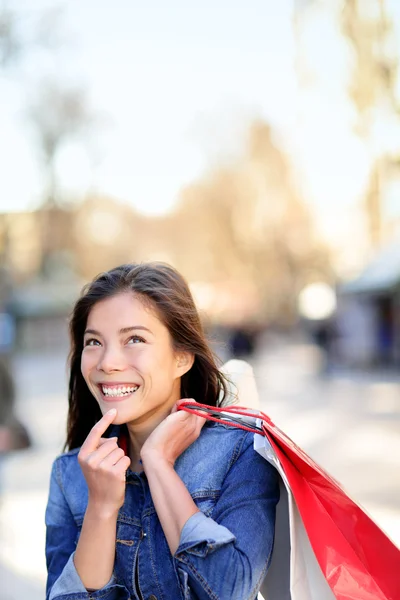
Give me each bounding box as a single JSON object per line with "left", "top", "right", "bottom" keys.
{"left": 84, "top": 326, "right": 153, "bottom": 336}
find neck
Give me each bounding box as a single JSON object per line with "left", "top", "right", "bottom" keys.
{"left": 126, "top": 403, "right": 174, "bottom": 471}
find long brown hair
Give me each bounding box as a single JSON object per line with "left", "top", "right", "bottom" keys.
{"left": 66, "top": 262, "right": 228, "bottom": 450}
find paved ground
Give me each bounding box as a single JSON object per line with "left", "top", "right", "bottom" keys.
{"left": 0, "top": 336, "right": 399, "bottom": 599}
{"left": 0, "top": 353, "right": 68, "bottom": 600}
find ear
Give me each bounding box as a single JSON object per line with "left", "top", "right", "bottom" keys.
{"left": 175, "top": 351, "right": 195, "bottom": 377}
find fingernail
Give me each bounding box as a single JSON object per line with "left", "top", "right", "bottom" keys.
{"left": 107, "top": 408, "right": 117, "bottom": 415}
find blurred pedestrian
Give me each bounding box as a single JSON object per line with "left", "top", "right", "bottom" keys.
{"left": 229, "top": 326, "right": 256, "bottom": 359}
{"left": 310, "top": 318, "right": 337, "bottom": 375}
{"left": 45, "top": 262, "right": 279, "bottom": 600}
{"left": 0, "top": 313, "right": 31, "bottom": 453}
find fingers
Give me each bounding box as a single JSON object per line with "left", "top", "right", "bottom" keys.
{"left": 100, "top": 447, "right": 127, "bottom": 469}
{"left": 97, "top": 450, "right": 131, "bottom": 480}
{"left": 80, "top": 437, "right": 131, "bottom": 481}
{"left": 172, "top": 404, "right": 206, "bottom": 433}
{"left": 192, "top": 413, "right": 207, "bottom": 431}
{"left": 98, "top": 436, "right": 118, "bottom": 446}
{"left": 174, "top": 398, "right": 199, "bottom": 415}
{"left": 85, "top": 438, "right": 120, "bottom": 465}
{"left": 179, "top": 399, "right": 206, "bottom": 426}
{"left": 79, "top": 437, "right": 118, "bottom": 466}
{"left": 176, "top": 398, "right": 194, "bottom": 409}
{"left": 185, "top": 409, "right": 207, "bottom": 432}
{"left": 80, "top": 409, "right": 117, "bottom": 455}
{"left": 113, "top": 455, "right": 131, "bottom": 477}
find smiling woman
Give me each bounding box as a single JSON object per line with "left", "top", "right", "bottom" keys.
{"left": 80, "top": 292, "right": 194, "bottom": 444}
{"left": 45, "top": 262, "right": 279, "bottom": 600}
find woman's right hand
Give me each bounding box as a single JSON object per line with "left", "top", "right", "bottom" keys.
{"left": 78, "top": 408, "right": 131, "bottom": 517}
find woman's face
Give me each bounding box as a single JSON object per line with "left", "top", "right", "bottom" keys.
{"left": 81, "top": 292, "right": 189, "bottom": 427}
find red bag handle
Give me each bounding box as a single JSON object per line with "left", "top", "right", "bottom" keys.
{"left": 178, "top": 400, "right": 274, "bottom": 435}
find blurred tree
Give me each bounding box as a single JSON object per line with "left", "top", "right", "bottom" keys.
{"left": 27, "top": 81, "right": 95, "bottom": 277}
{"left": 73, "top": 195, "right": 186, "bottom": 282}
{"left": 0, "top": 4, "right": 100, "bottom": 280}
{"left": 28, "top": 82, "right": 93, "bottom": 209}
{"left": 340, "top": 0, "right": 400, "bottom": 246}
{"left": 0, "top": 5, "right": 21, "bottom": 67}
{"left": 0, "top": 4, "right": 63, "bottom": 69}
{"left": 175, "top": 120, "right": 330, "bottom": 324}
{"left": 0, "top": 5, "right": 27, "bottom": 269}
{"left": 73, "top": 196, "right": 142, "bottom": 280}
{"left": 341, "top": 0, "right": 399, "bottom": 125}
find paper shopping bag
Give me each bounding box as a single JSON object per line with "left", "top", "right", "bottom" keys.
{"left": 179, "top": 401, "right": 400, "bottom": 600}
{"left": 255, "top": 433, "right": 336, "bottom": 600}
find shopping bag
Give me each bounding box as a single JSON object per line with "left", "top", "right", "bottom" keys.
{"left": 179, "top": 401, "right": 400, "bottom": 600}
{"left": 219, "top": 359, "right": 261, "bottom": 409}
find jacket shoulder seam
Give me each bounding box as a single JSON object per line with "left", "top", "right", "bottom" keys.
{"left": 227, "top": 429, "right": 251, "bottom": 470}
{"left": 53, "top": 449, "right": 80, "bottom": 494}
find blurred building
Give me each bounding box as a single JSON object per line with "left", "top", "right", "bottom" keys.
{"left": 9, "top": 280, "right": 80, "bottom": 352}
{"left": 337, "top": 240, "right": 400, "bottom": 367}
{"left": 0, "top": 208, "right": 76, "bottom": 351}
{"left": 0, "top": 212, "right": 43, "bottom": 282}
{"left": 0, "top": 197, "right": 191, "bottom": 351}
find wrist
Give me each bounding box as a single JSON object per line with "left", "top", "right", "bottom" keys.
{"left": 140, "top": 449, "right": 174, "bottom": 471}
{"left": 86, "top": 499, "right": 120, "bottom": 522}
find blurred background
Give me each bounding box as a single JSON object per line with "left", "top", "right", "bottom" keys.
{"left": 1, "top": 0, "right": 400, "bottom": 597}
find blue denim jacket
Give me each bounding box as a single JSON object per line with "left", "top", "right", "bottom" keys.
{"left": 45, "top": 421, "right": 279, "bottom": 600}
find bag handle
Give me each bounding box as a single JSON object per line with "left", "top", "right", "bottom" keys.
{"left": 179, "top": 400, "right": 274, "bottom": 436}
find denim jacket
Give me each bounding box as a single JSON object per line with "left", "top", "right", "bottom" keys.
{"left": 45, "top": 421, "right": 279, "bottom": 600}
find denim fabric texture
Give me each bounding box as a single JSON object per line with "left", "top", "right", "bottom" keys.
{"left": 45, "top": 421, "right": 279, "bottom": 600}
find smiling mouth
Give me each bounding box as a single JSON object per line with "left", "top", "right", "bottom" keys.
{"left": 99, "top": 384, "right": 140, "bottom": 399}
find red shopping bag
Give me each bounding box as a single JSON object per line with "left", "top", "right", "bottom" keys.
{"left": 180, "top": 401, "right": 400, "bottom": 600}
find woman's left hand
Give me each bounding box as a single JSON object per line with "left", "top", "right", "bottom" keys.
{"left": 140, "top": 399, "right": 206, "bottom": 467}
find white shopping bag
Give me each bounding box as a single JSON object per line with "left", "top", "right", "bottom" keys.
{"left": 220, "top": 361, "right": 334, "bottom": 599}
{"left": 254, "top": 432, "right": 336, "bottom": 600}
{"left": 220, "top": 359, "right": 260, "bottom": 409}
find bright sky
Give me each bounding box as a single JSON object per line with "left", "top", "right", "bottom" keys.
{"left": 0, "top": 0, "right": 296, "bottom": 215}
{"left": 1, "top": 0, "right": 400, "bottom": 234}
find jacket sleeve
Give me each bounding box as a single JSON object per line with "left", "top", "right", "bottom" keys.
{"left": 174, "top": 432, "right": 280, "bottom": 600}
{"left": 45, "top": 457, "right": 130, "bottom": 600}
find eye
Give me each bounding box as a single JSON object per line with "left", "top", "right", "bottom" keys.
{"left": 127, "top": 335, "right": 145, "bottom": 345}
{"left": 84, "top": 338, "right": 101, "bottom": 347}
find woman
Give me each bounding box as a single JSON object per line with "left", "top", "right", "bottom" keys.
{"left": 45, "top": 262, "right": 279, "bottom": 600}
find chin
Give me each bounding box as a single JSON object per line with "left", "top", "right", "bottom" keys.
{"left": 99, "top": 406, "right": 140, "bottom": 425}
{"left": 99, "top": 409, "right": 131, "bottom": 424}
{"left": 109, "top": 414, "right": 129, "bottom": 425}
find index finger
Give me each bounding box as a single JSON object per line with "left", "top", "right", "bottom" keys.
{"left": 81, "top": 409, "right": 117, "bottom": 453}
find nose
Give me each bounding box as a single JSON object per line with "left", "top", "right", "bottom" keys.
{"left": 96, "top": 345, "right": 126, "bottom": 373}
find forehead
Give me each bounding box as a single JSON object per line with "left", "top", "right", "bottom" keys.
{"left": 86, "top": 292, "right": 162, "bottom": 329}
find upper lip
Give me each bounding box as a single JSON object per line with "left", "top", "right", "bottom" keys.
{"left": 97, "top": 382, "right": 140, "bottom": 387}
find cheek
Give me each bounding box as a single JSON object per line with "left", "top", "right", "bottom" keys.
{"left": 81, "top": 351, "right": 96, "bottom": 379}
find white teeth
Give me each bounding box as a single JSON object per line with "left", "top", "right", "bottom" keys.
{"left": 101, "top": 385, "right": 139, "bottom": 396}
